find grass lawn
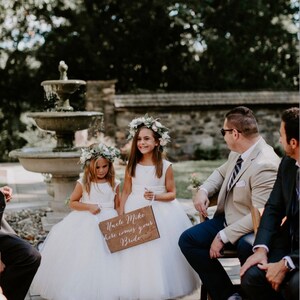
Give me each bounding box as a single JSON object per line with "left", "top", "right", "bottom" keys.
{"left": 173, "top": 159, "right": 225, "bottom": 199}
{"left": 116, "top": 159, "right": 225, "bottom": 200}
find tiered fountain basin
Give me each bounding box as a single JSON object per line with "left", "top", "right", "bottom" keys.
{"left": 28, "top": 111, "right": 101, "bottom": 132}
{"left": 10, "top": 110, "right": 103, "bottom": 172}
{"left": 27, "top": 111, "right": 103, "bottom": 148}
{"left": 9, "top": 147, "right": 83, "bottom": 213}
{"left": 41, "top": 79, "right": 86, "bottom": 112}
{"left": 10, "top": 111, "right": 103, "bottom": 213}
{"left": 9, "top": 148, "right": 82, "bottom": 175}
{"left": 41, "top": 79, "right": 86, "bottom": 94}
{"left": 9, "top": 61, "right": 104, "bottom": 223}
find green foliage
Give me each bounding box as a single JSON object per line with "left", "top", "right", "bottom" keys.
{"left": 2, "top": 0, "right": 297, "bottom": 94}
{"left": 193, "top": 0, "right": 299, "bottom": 91}
{"left": 173, "top": 159, "right": 225, "bottom": 199}
{"left": 193, "top": 146, "right": 222, "bottom": 160}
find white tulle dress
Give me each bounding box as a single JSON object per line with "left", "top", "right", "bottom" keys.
{"left": 120, "top": 160, "right": 199, "bottom": 300}
{"left": 31, "top": 179, "right": 120, "bottom": 300}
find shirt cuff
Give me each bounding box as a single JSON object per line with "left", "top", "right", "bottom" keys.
{"left": 283, "top": 256, "right": 296, "bottom": 270}
{"left": 253, "top": 244, "right": 269, "bottom": 253}
{"left": 199, "top": 186, "right": 208, "bottom": 195}
{"left": 219, "top": 230, "right": 229, "bottom": 244}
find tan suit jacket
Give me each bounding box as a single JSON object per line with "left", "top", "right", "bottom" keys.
{"left": 202, "top": 138, "right": 280, "bottom": 244}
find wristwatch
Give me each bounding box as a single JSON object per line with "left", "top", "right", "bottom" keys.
{"left": 284, "top": 259, "right": 293, "bottom": 271}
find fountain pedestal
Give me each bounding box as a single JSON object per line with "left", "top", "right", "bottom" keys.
{"left": 50, "top": 176, "right": 78, "bottom": 211}
{"left": 41, "top": 176, "right": 78, "bottom": 231}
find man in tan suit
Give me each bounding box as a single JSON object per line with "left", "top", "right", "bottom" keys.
{"left": 179, "top": 106, "right": 280, "bottom": 300}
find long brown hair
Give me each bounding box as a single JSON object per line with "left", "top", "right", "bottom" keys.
{"left": 126, "top": 126, "right": 164, "bottom": 178}
{"left": 82, "top": 156, "right": 116, "bottom": 194}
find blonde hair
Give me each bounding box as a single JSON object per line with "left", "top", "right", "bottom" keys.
{"left": 82, "top": 156, "right": 116, "bottom": 194}
{"left": 126, "top": 126, "right": 164, "bottom": 178}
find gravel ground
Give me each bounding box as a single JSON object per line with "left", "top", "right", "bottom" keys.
{"left": 4, "top": 208, "right": 51, "bottom": 247}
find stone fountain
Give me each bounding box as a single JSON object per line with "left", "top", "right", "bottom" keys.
{"left": 9, "top": 61, "right": 103, "bottom": 227}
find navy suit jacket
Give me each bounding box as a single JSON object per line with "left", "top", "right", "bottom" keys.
{"left": 254, "top": 156, "right": 299, "bottom": 268}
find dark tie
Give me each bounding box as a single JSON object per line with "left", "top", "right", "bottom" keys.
{"left": 228, "top": 156, "right": 243, "bottom": 190}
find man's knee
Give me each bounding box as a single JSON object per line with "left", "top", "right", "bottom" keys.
{"left": 178, "top": 229, "right": 190, "bottom": 253}
{"left": 31, "top": 248, "right": 41, "bottom": 270}
{"left": 23, "top": 242, "right": 41, "bottom": 271}
{"left": 285, "top": 271, "right": 299, "bottom": 300}
{"left": 241, "top": 265, "right": 264, "bottom": 289}
{"left": 30, "top": 247, "right": 41, "bottom": 268}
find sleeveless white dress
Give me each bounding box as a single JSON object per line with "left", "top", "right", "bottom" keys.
{"left": 120, "top": 160, "right": 199, "bottom": 300}
{"left": 31, "top": 179, "right": 120, "bottom": 300}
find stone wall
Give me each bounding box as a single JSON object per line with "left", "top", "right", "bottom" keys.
{"left": 85, "top": 84, "right": 299, "bottom": 160}
{"left": 86, "top": 80, "right": 117, "bottom": 137}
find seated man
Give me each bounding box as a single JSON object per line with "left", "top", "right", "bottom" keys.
{"left": 179, "top": 106, "right": 280, "bottom": 300}
{"left": 241, "top": 107, "right": 299, "bottom": 300}
{"left": 0, "top": 186, "right": 41, "bottom": 300}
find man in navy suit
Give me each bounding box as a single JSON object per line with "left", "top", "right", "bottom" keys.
{"left": 0, "top": 186, "right": 41, "bottom": 300}
{"left": 241, "top": 107, "right": 299, "bottom": 300}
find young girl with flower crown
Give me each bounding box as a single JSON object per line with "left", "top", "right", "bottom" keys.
{"left": 31, "top": 143, "right": 121, "bottom": 300}
{"left": 119, "top": 115, "right": 199, "bottom": 300}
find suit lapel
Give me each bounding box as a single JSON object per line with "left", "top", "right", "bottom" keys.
{"left": 215, "top": 155, "right": 238, "bottom": 214}
{"left": 223, "top": 157, "right": 239, "bottom": 193}
{"left": 227, "top": 139, "right": 264, "bottom": 192}
{"left": 216, "top": 139, "right": 266, "bottom": 214}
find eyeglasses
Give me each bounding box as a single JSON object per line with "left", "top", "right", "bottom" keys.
{"left": 220, "top": 128, "right": 241, "bottom": 136}
{"left": 220, "top": 128, "right": 234, "bottom": 136}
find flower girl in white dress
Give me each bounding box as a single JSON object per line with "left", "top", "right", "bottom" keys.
{"left": 31, "top": 143, "right": 121, "bottom": 300}
{"left": 119, "top": 115, "right": 199, "bottom": 300}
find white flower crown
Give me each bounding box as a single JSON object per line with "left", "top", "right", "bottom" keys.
{"left": 128, "top": 115, "right": 171, "bottom": 146}
{"left": 80, "top": 143, "right": 120, "bottom": 165}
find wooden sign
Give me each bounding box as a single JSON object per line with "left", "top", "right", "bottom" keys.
{"left": 99, "top": 205, "right": 160, "bottom": 253}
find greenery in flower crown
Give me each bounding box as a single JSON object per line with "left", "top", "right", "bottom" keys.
{"left": 128, "top": 114, "right": 171, "bottom": 146}
{"left": 80, "top": 143, "right": 120, "bottom": 165}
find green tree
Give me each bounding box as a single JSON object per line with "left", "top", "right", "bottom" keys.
{"left": 0, "top": 0, "right": 46, "bottom": 160}
{"left": 31, "top": 0, "right": 300, "bottom": 92}
{"left": 34, "top": 0, "right": 199, "bottom": 92}
{"left": 192, "top": 0, "right": 299, "bottom": 90}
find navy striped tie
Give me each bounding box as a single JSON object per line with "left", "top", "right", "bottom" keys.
{"left": 228, "top": 156, "right": 243, "bottom": 190}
